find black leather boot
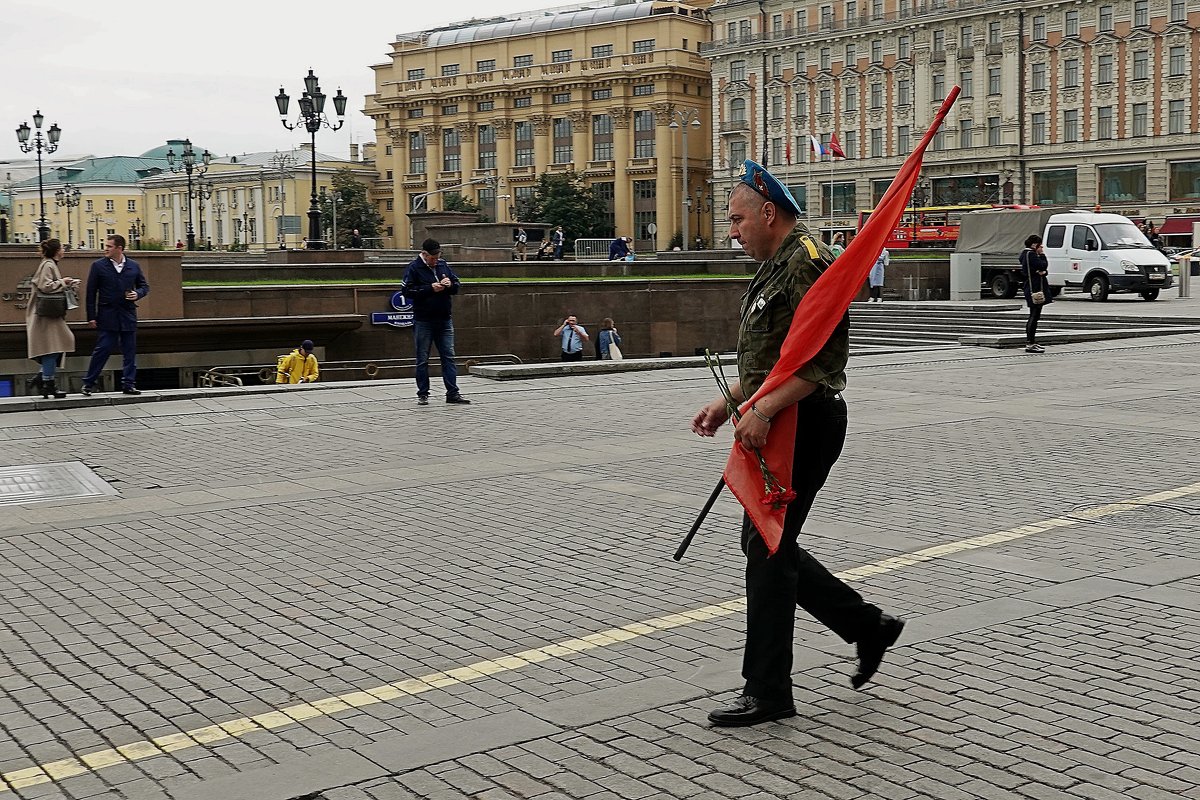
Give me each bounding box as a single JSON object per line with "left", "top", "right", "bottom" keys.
{"left": 43, "top": 380, "right": 67, "bottom": 399}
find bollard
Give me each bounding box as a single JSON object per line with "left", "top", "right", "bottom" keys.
{"left": 1180, "top": 257, "right": 1191, "bottom": 299}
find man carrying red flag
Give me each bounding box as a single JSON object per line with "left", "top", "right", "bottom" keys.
{"left": 690, "top": 159, "right": 903, "bottom": 727}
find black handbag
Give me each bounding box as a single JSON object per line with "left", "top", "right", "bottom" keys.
{"left": 35, "top": 291, "right": 68, "bottom": 318}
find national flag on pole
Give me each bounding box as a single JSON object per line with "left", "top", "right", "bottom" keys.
{"left": 722, "top": 87, "right": 962, "bottom": 555}
{"left": 829, "top": 132, "right": 847, "bottom": 159}
{"left": 809, "top": 134, "right": 827, "bottom": 158}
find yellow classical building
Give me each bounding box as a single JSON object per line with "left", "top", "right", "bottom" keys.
{"left": 366, "top": 0, "right": 716, "bottom": 252}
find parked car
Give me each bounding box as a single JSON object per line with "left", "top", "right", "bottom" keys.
{"left": 1168, "top": 247, "right": 1199, "bottom": 264}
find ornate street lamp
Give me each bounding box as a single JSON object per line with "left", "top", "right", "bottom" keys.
{"left": 274, "top": 69, "right": 347, "bottom": 250}
{"left": 668, "top": 109, "right": 703, "bottom": 250}
{"left": 164, "top": 139, "right": 212, "bottom": 250}
{"left": 15, "top": 110, "right": 62, "bottom": 241}
{"left": 195, "top": 178, "right": 214, "bottom": 247}
{"left": 54, "top": 185, "right": 81, "bottom": 248}
{"left": 128, "top": 217, "right": 144, "bottom": 249}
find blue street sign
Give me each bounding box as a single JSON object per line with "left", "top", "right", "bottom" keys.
{"left": 372, "top": 292, "right": 415, "bottom": 327}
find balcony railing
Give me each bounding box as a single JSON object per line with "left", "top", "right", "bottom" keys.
{"left": 720, "top": 120, "right": 750, "bottom": 133}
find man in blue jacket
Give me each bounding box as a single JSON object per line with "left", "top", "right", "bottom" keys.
{"left": 401, "top": 238, "right": 470, "bottom": 405}
{"left": 82, "top": 234, "right": 149, "bottom": 395}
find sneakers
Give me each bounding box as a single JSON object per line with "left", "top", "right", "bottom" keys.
{"left": 80, "top": 384, "right": 95, "bottom": 396}
{"left": 446, "top": 395, "right": 471, "bottom": 405}
{"left": 1025, "top": 344, "right": 1045, "bottom": 354}
{"left": 417, "top": 395, "right": 429, "bottom": 405}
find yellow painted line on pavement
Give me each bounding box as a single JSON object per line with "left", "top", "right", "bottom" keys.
{"left": 2, "top": 480, "right": 1197, "bottom": 795}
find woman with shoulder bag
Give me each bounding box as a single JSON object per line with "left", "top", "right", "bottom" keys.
{"left": 1020, "top": 233, "right": 1051, "bottom": 354}
{"left": 595, "top": 317, "right": 623, "bottom": 360}
{"left": 26, "top": 239, "right": 81, "bottom": 398}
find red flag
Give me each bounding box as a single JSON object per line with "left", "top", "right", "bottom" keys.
{"left": 829, "top": 133, "right": 847, "bottom": 159}
{"left": 723, "top": 87, "right": 962, "bottom": 554}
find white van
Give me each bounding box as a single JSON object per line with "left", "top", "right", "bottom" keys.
{"left": 1042, "top": 212, "right": 1173, "bottom": 301}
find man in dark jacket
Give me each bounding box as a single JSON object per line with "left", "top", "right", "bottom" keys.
{"left": 82, "top": 234, "right": 149, "bottom": 395}
{"left": 401, "top": 239, "right": 470, "bottom": 405}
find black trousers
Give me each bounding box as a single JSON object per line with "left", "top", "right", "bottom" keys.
{"left": 868, "top": 285, "right": 882, "bottom": 300}
{"left": 740, "top": 390, "right": 882, "bottom": 701}
{"left": 1026, "top": 303, "right": 1043, "bottom": 344}
{"left": 561, "top": 350, "right": 583, "bottom": 362}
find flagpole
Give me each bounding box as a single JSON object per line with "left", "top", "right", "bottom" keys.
{"left": 828, "top": 152, "right": 834, "bottom": 232}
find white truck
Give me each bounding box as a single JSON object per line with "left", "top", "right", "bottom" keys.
{"left": 956, "top": 208, "right": 1173, "bottom": 301}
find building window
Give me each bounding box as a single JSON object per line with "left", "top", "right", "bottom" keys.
{"left": 897, "top": 79, "right": 910, "bottom": 106}
{"left": 105, "top": 199, "right": 114, "bottom": 212}
{"left": 442, "top": 128, "right": 460, "bottom": 171}
{"left": 795, "top": 51, "right": 807, "bottom": 73}
{"left": 1033, "top": 169, "right": 1077, "bottom": 205}
{"left": 1134, "top": 0, "right": 1149, "bottom": 26}
{"left": 1065, "top": 10, "right": 1079, "bottom": 37}
{"left": 514, "top": 96, "right": 532, "bottom": 108}
{"left": 441, "top": 64, "right": 459, "bottom": 76}
{"left": 933, "top": 29, "right": 945, "bottom": 55}
{"left": 1031, "top": 112, "right": 1047, "bottom": 145}
{"left": 1063, "top": 110, "right": 1079, "bottom": 142}
{"left": 127, "top": 200, "right": 136, "bottom": 212}
{"left": 772, "top": 13, "right": 784, "bottom": 32}
{"left": 933, "top": 74, "right": 945, "bottom": 101}
{"left": 513, "top": 55, "right": 533, "bottom": 68}
{"left": 1064, "top": 59, "right": 1079, "bottom": 87}
{"left": 988, "top": 21, "right": 1001, "bottom": 44}
{"left": 1169, "top": 161, "right": 1200, "bottom": 200}
{"left": 1132, "top": 103, "right": 1148, "bottom": 136}
{"left": 1032, "top": 15, "right": 1046, "bottom": 41}
{"left": 1031, "top": 63, "right": 1046, "bottom": 91}
{"left": 1169, "top": 100, "right": 1186, "bottom": 134}
{"left": 477, "top": 59, "right": 495, "bottom": 72}
{"left": 845, "top": 0, "right": 857, "bottom": 21}
{"left": 730, "top": 97, "right": 747, "bottom": 121}
{"left": 795, "top": 89, "right": 808, "bottom": 116}
{"left": 988, "top": 67, "right": 1001, "bottom": 95}
{"left": 845, "top": 44, "right": 856, "bottom": 64}
{"left": 633, "top": 84, "right": 654, "bottom": 96}
{"left": 407, "top": 108, "right": 424, "bottom": 118}
{"left": 870, "top": 83, "right": 883, "bottom": 109}
{"left": 820, "top": 48, "right": 831, "bottom": 71}
{"left": 515, "top": 122, "right": 534, "bottom": 166}
{"left": 771, "top": 137, "right": 784, "bottom": 165}
{"left": 820, "top": 5, "right": 833, "bottom": 28}
{"left": 407, "top": 68, "right": 425, "bottom": 80}
{"left": 960, "top": 25, "right": 973, "bottom": 49}
{"left": 771, "top": 54, "right": 782, "bottom": 76}
{"left": 730, "top": 139, "right": 747, "bottom": 164}
{"left": 731, "top": 60, "right": 747, "bottom": 81}
{"left": 1097, "top": 54, "right": 1113, "bottom": 85}
{"left": 870, "top": 127, "right": 884, "bottom": 157}
{"left": 633, "top": 110, "right": 655, "bottom": 158}
{"left": 1133, "top": 50, "right": 1149, "bottom": 80}
{"left": 592, "top": 44, "right": 613, "bottom": 58}
{"left": 796, "top": 9, "right": 808, "bottom": 30}
{"left": 1098, "top": 5, "right": 1113, "bottom": 31}
{"left": 959, "top": 119, "right": 973, "bottom": 148}
{"left": 633, "top": 39, "right": 655, "bottom": 53}
{"left": 442, "top": 104, "right": 458, "bottom": 115}
{"left": 1169, "top": 46, "right": 1186, "bottom": 77}
{"left": 932, "top": 130, "right": 945, "bottom": 151}
{"left": 552, "top": 92, "right": 571, "bottom": 104}
{"left": 592, "top": 114, "right": 613, "bottom": 160}
{"left": 552, "top": 49, "right": 572, "bottom": 63}
{"left": 844, "top": 130, "right": 857, "bottom": 157}
{"left": 871, "top": 39, "right": 882, "bottom": 62}
{"left": 1097, "top": 106, "right": 1114, "bottom": 139}
{"left": 478, "top": 125, "right": 496, "bottom": 169}
{"left": 592, "top": 88, "right": 611, "bottom": 100}
{"left": 771, "top": 94, "right": 784, "bottom": 120}
{"left": 823, "top": 181, "right": 856, "bottom": 215}
{"left": 955, "top": 69, "right": 971, "bottom": 98}
{"left": 897, "top": 125, "right": 910, "bottom": 152}
{"left": 820, "top": 89, "right": 832, "bottom": 114}
{"left": 477, "top": 101, "right": 494, "bottom": 112}
{"left": 1170, "top": 0, "right": 1185, "bottom": 22}
{"left": 1099, "top": 164, "right": 1146, "bottom": 202}
{"left": 898, "top": 36, "right": 910, "bottom": 60}
{"left": 553, "top": 143, "right": 573, "bottom": 164}
{"left": 987, "top": 116, "right": 1001, "bottom": 146}
{"left": 844, "top": 86, "right": 858, "bottom": 112}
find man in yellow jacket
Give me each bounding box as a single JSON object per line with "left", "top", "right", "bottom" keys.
{"left": 276, "top": 339, "right": 320, "bottom": 384}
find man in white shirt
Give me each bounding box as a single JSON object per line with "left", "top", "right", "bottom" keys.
{"left": 553, "top": 314, "right": 589, "bottom": 361}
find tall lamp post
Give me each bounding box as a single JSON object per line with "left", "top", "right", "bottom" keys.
{"left": 274, "top": 69, "right": 347, "bottom": 250}
{"left": 266, "top": 151, "right": 298, "bottom": 249}
{"left": 164, "top": 139, "right": 211, "bottom": 251}
{"left": 128, "top": 217, "right": 144, "bottom": 249}
{"left": 15, "top": 110, "right": 62, "bottom": 241}
{"left": 195, "top": 178, "right": 214, "bottom": 248}
{"left": 54, "top": 185, "right": 81, "bottom": 248}
{"left": 668, "top": 109, "right": 702, "bottom": 250}
{"left": 693, "top": 187, "right": 712, "bottom": 249}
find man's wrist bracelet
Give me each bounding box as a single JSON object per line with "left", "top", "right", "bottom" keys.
{"left": 750, "top": 404, "right": 772, "bottom": 423}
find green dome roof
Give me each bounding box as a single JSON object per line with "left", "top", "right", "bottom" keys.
{"left": 140, "top": 139, "right": 213, "bottom": 159}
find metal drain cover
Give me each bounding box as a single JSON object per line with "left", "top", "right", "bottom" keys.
{"left": 0, "top": 462, "right": 118, "bottom": 507}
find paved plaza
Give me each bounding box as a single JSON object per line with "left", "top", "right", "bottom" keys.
{"left": 1, "top": 330, "right": 1200, "bottom": 800}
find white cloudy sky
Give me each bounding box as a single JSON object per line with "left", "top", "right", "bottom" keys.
{"left": 0, "top": 0, "right": 567, "bottom": 163}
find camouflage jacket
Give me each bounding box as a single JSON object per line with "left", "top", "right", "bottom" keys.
{"left": 737, "top": 228, "right": 850, "bottom": 398}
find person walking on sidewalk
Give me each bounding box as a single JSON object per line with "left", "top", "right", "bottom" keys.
{"left": 26, "top": 238, "right": 81, "bottom": 399}
{"left": 401, "top": 239, "right": 471, "bottom": 405}
{"left": 82, "top": 234, "right": 149, "bottom": 396}
{"left": 690, "top": 160, "right": 904, "bottom": 728}
{"left": 1020, "top": 234, "right": 1051, "bottom": 353}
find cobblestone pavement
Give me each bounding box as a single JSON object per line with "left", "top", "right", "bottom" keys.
{"left": 0, "top": 333, "right": 1199, "bottom": 800}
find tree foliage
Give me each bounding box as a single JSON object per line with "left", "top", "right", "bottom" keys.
{"left": 318, "top": 169, "right": 384, "bottom": 248}
{"left": 443, "top": 193, "right": 482, "bottom": 215}
{"left": 515, "top": 172, "right": 612, "bottom": 243}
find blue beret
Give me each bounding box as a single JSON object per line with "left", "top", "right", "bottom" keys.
{"left": 739, "top": 159, "right": 803, "bottom": 216}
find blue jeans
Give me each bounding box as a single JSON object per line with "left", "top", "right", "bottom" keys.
{"left": 38, "top": 353, "right": 62, "bottom": 379}
{"left": 84, "top": 328, "right": 138, "bottom": 388}
{"left": 413, "top": 318, "right": 460, "bottom": 398}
